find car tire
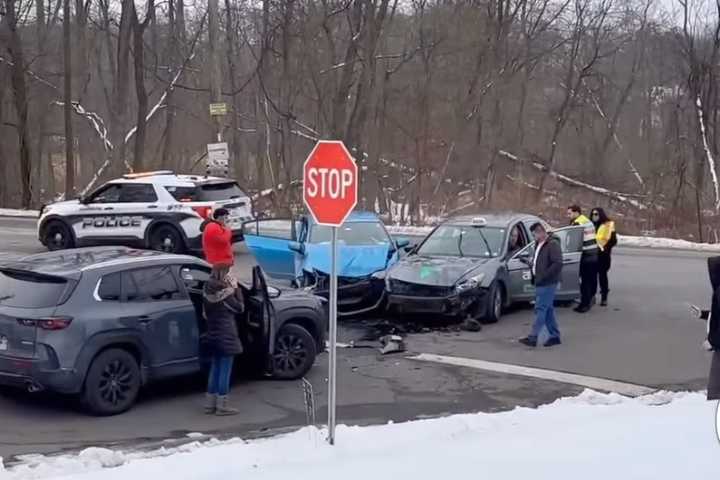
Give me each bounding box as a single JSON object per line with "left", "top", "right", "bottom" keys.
{"left": 483, "top": 282, "right": 504, "bottom": 324}
{"left": 82, "top": 349, "right": 141, "bottom": 416}
{"left": 43, "top": 220, "right": 74, "bottom": 251}
{"left": 272, "top": 324, "right": 317, "bottom": 380}
{"left": 148, "top": 224, "right": 185, "bottom": 254}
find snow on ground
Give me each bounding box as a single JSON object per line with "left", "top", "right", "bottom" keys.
{"left": 2, "top": 390, "right": 717, "bottom": 480}
{"left": 0, "top": 209, "right": 39, "bottom": 218}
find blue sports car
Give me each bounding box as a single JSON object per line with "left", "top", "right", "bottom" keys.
{"left": 243, "top": 212, "right": 408, "bottom": 316}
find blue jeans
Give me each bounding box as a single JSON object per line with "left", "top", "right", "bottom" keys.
{"left": 207, "top": 355, "right": 234, "bottom": 396}
{"left": 530, "top": 284, "right": 560, "bottom": 340}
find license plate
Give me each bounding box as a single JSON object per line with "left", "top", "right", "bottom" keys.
{"left": 0, "top": 335, "right": 8, "bottom": 351}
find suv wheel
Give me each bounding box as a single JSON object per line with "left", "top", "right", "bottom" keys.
{"left": 82, "top": 349, "right": 141, "bottom": 416}
{"left": 43, "top": 221, "right": 74, "bottom": 251}
{"left": 272, "top": 324, "right": 316, "bottom": 380}
{"left": 149, "top": 224, "right": 185, "bottom": 254}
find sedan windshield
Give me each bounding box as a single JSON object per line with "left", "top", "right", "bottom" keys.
{"left": 417, "top": 225, "right": 506, "bottom": 258}
{"left": 310, "top": 222, "right": 391, "bottom": 246}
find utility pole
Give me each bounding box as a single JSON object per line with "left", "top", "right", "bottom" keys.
{"left": 63, "top": 0, "right": 75, "bottom": 195}
{"left": 206, "top": 0, "right": 228, "bottom": 177}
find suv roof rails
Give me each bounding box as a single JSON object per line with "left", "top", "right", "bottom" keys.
{"left": 122, "top": 170, "right": 175, "bottom": 179}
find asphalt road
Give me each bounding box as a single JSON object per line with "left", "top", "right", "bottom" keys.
{"left": 0, "top": 217, "right": 714, "bottom": 461}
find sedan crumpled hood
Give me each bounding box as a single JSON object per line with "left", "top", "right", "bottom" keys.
{"left": 387, "top": 255, "right": 492, "bottom": 287}
{"left": 303, "top": 243, "right": 392, "bottom": 278}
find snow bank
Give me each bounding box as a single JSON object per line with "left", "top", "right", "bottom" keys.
{"left": 387, "top": 226, "right": 720, "bottom": 252}
{"left": 0, "top": 209, "right": 39, "bottom": 218}
{"left": 2, "top": 390, "right": 716, "bottom": 480}
{"left": 620, "top": 235, "right": 720, "bottom": 252}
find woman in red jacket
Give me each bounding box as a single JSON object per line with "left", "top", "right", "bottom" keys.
{"left": 201, "top": 208, "right": 234, "bottom": 267}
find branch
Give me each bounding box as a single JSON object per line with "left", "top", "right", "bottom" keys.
{"left": 582, "top": 79, "right": 644, "bottom": 186}
{"left": 695, "top": 96, "right": 720, "bottom": 211}
{"left": 498, "top": 150, "right": 649, "bottom": 210}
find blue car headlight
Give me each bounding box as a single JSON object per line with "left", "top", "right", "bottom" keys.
{"left": 455, "top": 273, "right": 485, "bottom": 293}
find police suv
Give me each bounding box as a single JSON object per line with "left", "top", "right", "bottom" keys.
{"left": 38, "top": 171, "right": 252, "bottom": 254}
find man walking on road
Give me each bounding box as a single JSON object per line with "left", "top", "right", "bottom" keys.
{"left": 567, "top": 205, "right": 599, "bottom": 313}
{"left": 519, "top": 223, "right": 563, "bottom": 348}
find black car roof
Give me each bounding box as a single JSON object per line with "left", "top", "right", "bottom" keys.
{"left": 442, "top": 212, "right": 538, "bottom": 227}
{"left": 0, "top": 247, "right": 205, "bottom": 280}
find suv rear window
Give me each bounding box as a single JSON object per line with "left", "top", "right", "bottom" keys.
{"left": 197, "top": 182, "right": 247, "bottom": 201}
{"left": 0, "top": 270, "right": 73, "bottom": 308}
{"left": 164, "top": 183, "right": 247, "bottom": 202}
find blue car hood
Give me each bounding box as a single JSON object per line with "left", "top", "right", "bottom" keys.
{"left": 303, "top": 243, "right": 391, "bottom": 277}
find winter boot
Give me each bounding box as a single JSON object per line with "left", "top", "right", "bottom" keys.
{"left": 204, "top": 393, "right": 217, "bottom": 414}
{"left": 215, "top": 395, "right": 239, "bottom": 416}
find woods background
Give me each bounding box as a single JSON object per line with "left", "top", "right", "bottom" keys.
{"left": 1, "top": 0, "right": 720, "bottom": 239}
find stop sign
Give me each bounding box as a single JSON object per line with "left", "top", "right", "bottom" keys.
{"left": 303, "top": 141, "right": 358, "bottom": 226}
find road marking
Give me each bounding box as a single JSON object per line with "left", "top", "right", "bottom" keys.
{"left": 411, "top": 353, "right": 656, "bottom": 397}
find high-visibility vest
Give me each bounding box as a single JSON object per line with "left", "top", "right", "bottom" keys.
{"left": 596, "top": 221, "right": 616, "bottom": 251}
{"left": 572, "top": 214, "right": 598, "bottom": 252}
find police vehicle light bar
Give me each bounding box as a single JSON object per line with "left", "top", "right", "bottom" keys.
{"left": 122, "top": 170, "right": 175, "bottom": 179}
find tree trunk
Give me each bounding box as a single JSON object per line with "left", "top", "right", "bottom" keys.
{"left": 131, "top": 2, "right": 153, "bottom": 171}
{"left": 4, "top": 0, "right": 33, "bottom": 207}
{"left": 64, "top": 0, "right": 75, "bottom": 196}
{"left": 111, "top": 0, "right": 134, "bottom": 174}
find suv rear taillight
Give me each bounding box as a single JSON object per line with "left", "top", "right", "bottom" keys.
{"left": 18, "top": 316, "right": 73, "bottom": 330}
{"left": 192, "top": 205, "right": 212, "bottom": 219}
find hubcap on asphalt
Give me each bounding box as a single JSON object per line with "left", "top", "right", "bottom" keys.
{"left": 98, "top": 360, "right": 133, "bottom": 406}
{"left": 274, "top": 335, "right": 307, "bottom": 374}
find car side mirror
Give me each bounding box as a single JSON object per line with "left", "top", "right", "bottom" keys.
{"left": 403, "top": 243, "right": 417, "bottom": 253}
{"left": 180, "top": 268, "right": 193, "bottom": 282}
{"left": 77, "top": 195, "right": 88, "bottom": 204}
{"left": 396, "top": 239, "right": 410, "bottom": 249}
{"left": 288, "top": 241, "right": 305, "bottom": 255}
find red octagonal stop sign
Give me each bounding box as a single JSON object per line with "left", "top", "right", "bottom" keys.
{"left": 303, "top": 141, "right": 358, "bottom": 226}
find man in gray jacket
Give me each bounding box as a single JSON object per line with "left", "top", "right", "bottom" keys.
{"left": 519, "top": 223, "right": 564, "bottom": 348}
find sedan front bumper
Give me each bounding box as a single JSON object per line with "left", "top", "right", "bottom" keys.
{"left": 386, "top": 287, "right": 489, "bottom": 317}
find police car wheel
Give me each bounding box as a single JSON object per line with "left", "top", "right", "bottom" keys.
{"left": 149, "top": 225, "right": 185, "bottom": 254}
{"left": 44, "top": 221, "right": 74, "bottom": 251}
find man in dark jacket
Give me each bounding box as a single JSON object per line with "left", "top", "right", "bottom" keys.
{"left": 705, "top": 257, "right": 720, "bottom": 400}
{"left": 203, "top": 265, "right": 244, "bottom": 415}
{"left": 519, "top": 223, "right": 564, "bottom": 348}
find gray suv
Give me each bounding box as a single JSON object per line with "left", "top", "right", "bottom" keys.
{"left": 0, "top": 247, "right": 326, "bottom": 415}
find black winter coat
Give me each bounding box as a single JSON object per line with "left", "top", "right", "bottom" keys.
{"left": 706, "top": 257, "right": 720, "bottom": 400}
{"left": 708, "top": 257, "right": 720, "bottom": 350}
{"left": 203, "top": 277, "right": 244, "bottom": 356}
{"left": 533, "top": 235, "right": 563, "bottom": 287}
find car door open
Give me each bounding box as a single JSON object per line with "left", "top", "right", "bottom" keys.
{"left": 551, "top": 226, "right": 584, "bottom": 300}
{"left": 243, "top": 218, "right": 303, "bottom": 281}
{"left": 507, "top": 243, "right": 536, "bottom": 302}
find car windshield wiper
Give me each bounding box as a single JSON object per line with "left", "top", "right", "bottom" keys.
{"left": 457, "top": 234, "right": 465, "bottom": 257}
{"left": 473, "top": 227, "right": 494, "bottom": 257}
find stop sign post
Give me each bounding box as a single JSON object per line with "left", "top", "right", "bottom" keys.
{"left": 303, "top": 140, "right": 358, "bottom": 445}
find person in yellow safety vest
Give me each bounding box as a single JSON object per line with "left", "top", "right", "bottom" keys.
{"left": 567, "top": 205, "right": 599, "bottom": 313}
{"left": 591, "top": 207, "right": 617, "bottom": 306}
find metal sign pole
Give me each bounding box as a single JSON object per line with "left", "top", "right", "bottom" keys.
{"left": 328, "top": 225, "right": 338, "bottom": 445}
